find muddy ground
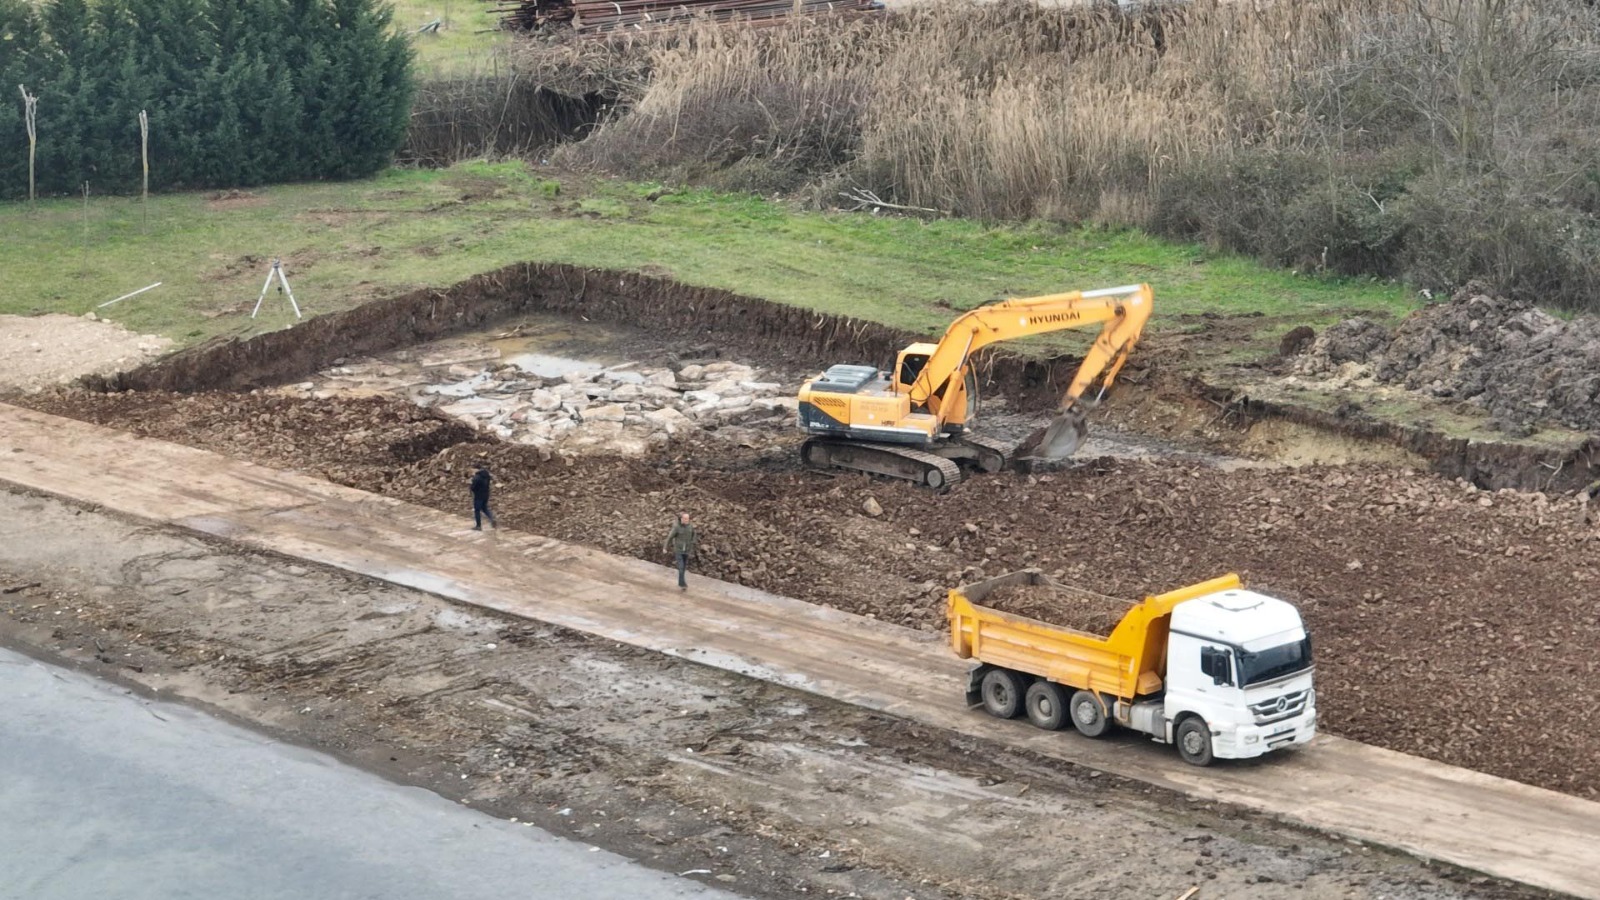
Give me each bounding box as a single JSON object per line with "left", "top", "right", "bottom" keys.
{"left": 23, "top": 386, "right": 1600, "bottom": 802}
{"left": 77, "top": 260, "right": 1600, "bottom": 492}
{"left": 0, "top": 490, "right": 1549, "bottom": 900}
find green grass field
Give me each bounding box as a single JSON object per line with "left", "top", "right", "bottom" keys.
{"left": 0, "top": 160, "right": 1413, "bottom": 353}
{"left": 389, "top": 0, "right": 508, "bottom": 76}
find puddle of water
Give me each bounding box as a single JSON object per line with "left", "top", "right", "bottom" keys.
{"left": 502, "top": 353, "right": 606, "bottom": 379}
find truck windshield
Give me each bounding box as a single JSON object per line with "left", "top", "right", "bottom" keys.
{"left": 1238, "top": 636, "right": 1312, "bottom": 686}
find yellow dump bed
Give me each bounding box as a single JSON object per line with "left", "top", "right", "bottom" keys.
{"left": 948, "top": 569, "right": 1242, "bottom": 701}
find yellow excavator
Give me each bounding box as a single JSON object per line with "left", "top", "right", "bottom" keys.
{"left": 796, "top": 283, "right": 1153, "bottom": 488}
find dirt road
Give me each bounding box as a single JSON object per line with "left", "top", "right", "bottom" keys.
{"left": 0, "top": 402, "right": 1594, "bottom": 899}
{"left": 0, "top": 489, "right": 1543, "bottom": 900}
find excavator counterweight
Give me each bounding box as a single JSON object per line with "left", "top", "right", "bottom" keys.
{"left": 796, "top": 284, "right": 1152, "bottom": 486}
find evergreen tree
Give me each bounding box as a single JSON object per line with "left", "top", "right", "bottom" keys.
{"left": 322, "top": 0, "right": 412, "bottom": 178}
{"left": 3, "top": 0, "right": 414, "bottom": 198}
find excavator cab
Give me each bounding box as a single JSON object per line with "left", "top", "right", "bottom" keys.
{"left": 895, "top": 342, "right": 977, "bottom": 432}
{"left": 896, "top": 349, "right": 930, "bottom": 390}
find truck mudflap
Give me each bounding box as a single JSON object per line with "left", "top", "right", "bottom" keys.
{"left": 1214, "top": 708, "right": 1318, "bottom": 760}
{"left": 964, "top": 663, "right": 993, "bottom": 708}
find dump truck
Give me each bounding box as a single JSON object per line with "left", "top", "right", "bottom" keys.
{"left": 948, "top": 570, "right": 1315, "bottom": 765}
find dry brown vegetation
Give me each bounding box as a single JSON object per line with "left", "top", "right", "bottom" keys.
{"left": 512, "top": 0, "right": 1600, "bottom": 310}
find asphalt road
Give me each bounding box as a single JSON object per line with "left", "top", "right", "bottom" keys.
{"left": 0, "top": 648, "right": 736, "bottom": 900}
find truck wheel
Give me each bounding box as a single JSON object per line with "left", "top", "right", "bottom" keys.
{"left": 1069, "top": 690, "right": 1111, "bottom": 738}
{"left": 980, "top": 669, "right": 1023, "bottom": 719}
{"left": 1175, "top": 716, "right": 1215, "bottom": 767}
{"left": 1024, "top": 681, "right": 1067, "bottom": 730}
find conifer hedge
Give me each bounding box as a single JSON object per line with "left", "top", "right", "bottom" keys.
{"left": 0, "top": 0, "right": 413, "bottom": 197}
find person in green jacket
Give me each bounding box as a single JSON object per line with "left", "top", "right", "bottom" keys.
{"left": 664, "top": 513, "right": 698, "bottom": 591}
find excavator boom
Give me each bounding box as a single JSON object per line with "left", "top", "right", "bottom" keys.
{"left": 906, "top": 285, "right": 1152, "bottom": 411}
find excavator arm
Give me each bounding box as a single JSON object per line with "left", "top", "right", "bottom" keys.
{"left": 906, "top": 284, "right": 1152, "bottom": 406}
{"left": 907, "top": 285, "right": 1152, "bottom": 458}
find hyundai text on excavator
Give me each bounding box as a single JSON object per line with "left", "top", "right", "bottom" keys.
{"left": 796, "top": 284, "right": 1153, "bottom": 487}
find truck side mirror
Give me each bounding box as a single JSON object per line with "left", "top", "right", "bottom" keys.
{"left": 1201, "top": 647, "right": 1234, "bottom": 687}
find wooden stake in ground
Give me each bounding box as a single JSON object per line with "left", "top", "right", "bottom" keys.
{"left": 81, "top": 182, "right": 90, "bottom": 274}
{"left": 18, "top": 85, "right": 38, "bottom": 207}
{"left": 139, "top": 109, "right": 150, "bottom": 231}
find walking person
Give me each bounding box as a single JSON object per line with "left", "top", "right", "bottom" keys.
{"left": 1579, "top": 478, "right": 1600, "bottom": 528}
{"left": 470, "top": 461, "right": 497, "bottom": 531}
{"left": 664, "top": 513, "right": 698, "bottom": 591}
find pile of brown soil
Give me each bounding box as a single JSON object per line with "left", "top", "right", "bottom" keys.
{"left": 1295, "top": 284, "right": 1600, "bottom": 434}
{"left": 978, "top": 581, "right": 1130, "bottom": 635}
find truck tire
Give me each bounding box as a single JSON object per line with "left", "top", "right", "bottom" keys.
{"left": 1024, "top": 681, "right": 1068, "bottom": 730}
{"left": 1175, "top": 716, "right": 1215, "bottom": 767}
{"left": 1069, "top": 690, "right": 1111, "bottom": 738}
{"left": 980, "top": 668, "right": 1024, "bottom": 719}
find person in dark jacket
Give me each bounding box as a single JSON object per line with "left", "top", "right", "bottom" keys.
{"left": 470, "top": 462, "right": 497, "bottom": 531}
{"left": 663, "top": 512, "right": 698, "bottom": 590}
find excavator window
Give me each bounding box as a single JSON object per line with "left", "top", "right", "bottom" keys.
{"left": 898, "top": 354, "right": 928, "bottom": 390}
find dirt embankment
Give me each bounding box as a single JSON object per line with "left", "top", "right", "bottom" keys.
{"left": 25, "top": 388, "right": 1600, "bottom": 800}
{"left": 1296, "top": 283, "right": 1600, "bottom": 435}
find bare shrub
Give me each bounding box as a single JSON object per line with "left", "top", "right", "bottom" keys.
{"left": 403, "top": 60, "right": 604, "bottom": 166}
{"left": 547, "top": 18, "right": 877, "bottom": 188}
{"left": 509, "top": 0, "right": 1600, "bottom": 310}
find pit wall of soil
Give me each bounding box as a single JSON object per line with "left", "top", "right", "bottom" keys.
{"left": 1196, "top": 381, "right": 1600, "bottom": 493}
{"left": 83, "top": 262, "right": 1068, "bottom": 402}
{"left": 82, "top": 261, "right": 1599, "bottom": 492}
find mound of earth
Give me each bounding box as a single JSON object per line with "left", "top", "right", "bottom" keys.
{"left": 977, "top": 581, "right": 1130, "bottom": 635}
{"left": 1293, "top": 284, "right": 1600, "bottom": 434}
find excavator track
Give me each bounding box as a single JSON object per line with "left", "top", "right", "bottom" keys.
{"left": 801, "top": 439, "right": 964, "bottom": 490}
{"left": 951, "top": 433, "right": 1019, "bottom": 473}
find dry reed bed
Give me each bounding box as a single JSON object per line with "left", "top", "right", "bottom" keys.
{"left": 514, "top": 0, "right": 1600, "bottom": 309}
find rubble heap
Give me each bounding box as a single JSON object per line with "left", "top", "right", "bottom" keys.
{"left": 1293, "top": 284, "right": 1600, "bottom": 434}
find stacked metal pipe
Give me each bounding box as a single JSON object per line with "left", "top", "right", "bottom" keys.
{"left": 486, "top": 0, "right": 877, "bottom": 35}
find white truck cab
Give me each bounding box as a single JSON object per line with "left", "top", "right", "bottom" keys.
{"left": 1156, "top": 588, "right": 1317, "bottom": 764}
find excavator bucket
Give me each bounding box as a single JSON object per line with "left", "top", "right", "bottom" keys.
{"left": 1016, "top": 408, "right": 1089, "bottom": 460}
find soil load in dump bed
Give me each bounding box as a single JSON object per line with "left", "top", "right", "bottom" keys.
{"left": 977, "top": 580, "right": 1131, "bottom": 636}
